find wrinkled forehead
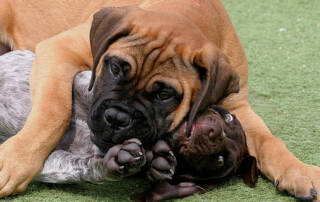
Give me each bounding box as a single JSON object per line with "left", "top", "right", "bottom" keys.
{"left": 93, "top": 7, "right": 209, "bottom": 93}
{"left": 104, "top": 36, "right": 202, "bottom": 95}
{"left": 129, "top": 9, "right": 208, "bottom": 45}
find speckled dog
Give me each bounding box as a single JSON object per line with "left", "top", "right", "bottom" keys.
{"left": 0, "top": 50, "right": 149, "bottom": 183}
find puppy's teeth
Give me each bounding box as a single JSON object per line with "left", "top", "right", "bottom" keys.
{"left": 169, "top": 169, "right": 174, "bottom": 175}
{"left": 138, "top": 152, "right": 143, "bottom": 156}
{"left": 119, "top": 166, "right": 124, "bottom": 170}
{"left": 134, "top": 157, "right": 140, "bottom": 160}
{"left": 169, "top": 151, "right": 174, "bottom": 157}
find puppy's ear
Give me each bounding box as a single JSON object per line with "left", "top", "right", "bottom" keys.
{"left": 187, "top": 46, "right": 240, "bottom": 133}
{"left": 88, "top": 7, "right": 134, "bottom": 90}
{"left": 238, "top": 155, "right": 258, "bottom": 187}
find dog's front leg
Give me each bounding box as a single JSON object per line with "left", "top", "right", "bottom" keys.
{"left": 35, "top": 149, "right": 105, "bottom": 184}
{"left": 37, "top": 138, "right": 146, "bottom": 184}
{"left": 230, "top": 101, "right": 320, "bottom": 201}
{"left": 0, "top": 22, "right": 93, "bottom": 197}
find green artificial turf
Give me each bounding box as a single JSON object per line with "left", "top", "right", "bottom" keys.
{"left": 8, "top": 0, "right": 320, "bottom": 201}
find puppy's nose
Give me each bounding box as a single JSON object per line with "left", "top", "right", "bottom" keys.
{"left": 203, "top": 116, "right": 223, "bottom": 141}
{"left": 104, "top": 108, "right": 131, "bottom": 129}
{"left": 208, "top": 125, "right": 223, "bottom": 140}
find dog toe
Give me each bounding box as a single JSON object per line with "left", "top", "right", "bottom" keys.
{"left": 123, "top": 138, "right": 142, "bottom": 146}
{"left": 151, "top": 156, "right": 172, "bottom": 171}
{"left": 0, "top": 177, "right": 18, "bottom": 198}
{"left": 147, "top": 167, "right": 173, "bottom": 181}
{"left": 153, "top": 140, "right": 171, "bottom": 154}
{"left": 103, "top": 140, "right": 146, "bottom": 179}
{"left": 121, "top": 143, "right": 143, "bottom": 157}
{"left": 275, "top": 164, "right": 320, "bottom": 201}
{"left": 146, "top": 140, "right": 177, "bottom": 182}
{"left": 295, "top": 188, "right": 318, "bottom": 201}
{"left": 117, "top": 149, "right": 143, "bottom": 164}
{"left": 13, "top": 182, "right": 28, "bottom": 195}
{"left": 117, "top": 139, "right": 146, "bottom": 169}
{"left": 105, "top": 157, "right": 124, "bottom": 176}
{"left": 149, "top": 155, "right": 175, "bottom": 181}
{"left": 0, "top": 169, "right": 10, "bottom": 191}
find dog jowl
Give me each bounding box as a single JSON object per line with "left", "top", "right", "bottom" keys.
{"left": 87, "top": 7, "right": 240, "bottom": 153}
{"left": 88, "top": 55, "right": 183, "bottom": 152}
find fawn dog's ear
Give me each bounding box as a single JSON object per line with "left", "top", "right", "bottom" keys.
{"left": 89, "top": 7, "right": 135, "bottom": 90}
{"left": 187, "top": 46, "right": 240, "bottom": 133}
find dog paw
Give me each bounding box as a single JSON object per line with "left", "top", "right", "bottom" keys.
{"left": 146, "top": 140, "right": 177, "bottom": 182}
{"left": 0, "top": 135, "right": 43, "bottom": 197}
{"left": 274, "top": 163, "right": 320, "bottom": 201}
{"left": 103, "top": 138, "right": 146, "bottom": 180}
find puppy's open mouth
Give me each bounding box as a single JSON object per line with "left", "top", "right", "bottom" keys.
{"left": 172, "top": 109, "right": 227, "bottom": 156}
{"left": 190, "top": 122, "right": 219, "bottom": 138}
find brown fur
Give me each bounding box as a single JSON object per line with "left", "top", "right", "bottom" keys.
{"left": 0, "top": 0, "right": 319, "bottom": 200}
{"left": 131, "top": 105, "right": 259, "bottom": 201}
{"left": 0, "top": 43, "right": 10, "bottom": 55}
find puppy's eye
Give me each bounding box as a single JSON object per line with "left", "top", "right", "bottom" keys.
{"left": 224, "top": 113, "right": 233, "bottom": 123}
{"left": 156, "top": 90, "right": 173, "bottom": 100}
{"left": 110, "top": 63, "right": 120, "bottom": 75}
{"left": 218, "top": 155, "right": 224, "bottom": 167}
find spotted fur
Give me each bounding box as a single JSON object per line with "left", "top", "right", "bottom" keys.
{"left": 0, "top": 51, "right": 113, "bottom": 183}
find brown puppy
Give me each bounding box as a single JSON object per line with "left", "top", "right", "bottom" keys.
{"left": 172, "top": 105, "right": 256, "bottom": 182}
{"left": 0, "top": 0, "right": 319, "bottom": 200}
{"left": 133, "top": 105, "right": 257, "bottom": 201}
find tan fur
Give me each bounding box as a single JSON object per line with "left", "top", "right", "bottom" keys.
{"left": 0, "top": 0, "right": 319, "bottom": 199}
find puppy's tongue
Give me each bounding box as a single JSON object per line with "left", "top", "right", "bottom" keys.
{"left": 191, "top": 114, "right": 222, "bottom": 138}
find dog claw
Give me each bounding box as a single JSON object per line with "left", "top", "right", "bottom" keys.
{"left": 134, "top": 157, "right": 141, "bottom": 161}
{"left": 124, "top": 138, "right": 142, "bottom": 146}
{"left": 310, "top": 189, "right": 317, "bottom": 197}
{"left": 121, "top": 143, "right": 142, "bottom": 155}
{"left": 273, "top": 178, "right": 317, "bottom": 201}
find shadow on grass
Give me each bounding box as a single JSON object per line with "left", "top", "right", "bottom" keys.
{"left": 6, "top": 173, "right": 301, "bottom": 202}
{"left": 16, "top": 177, "right": 150, "bottom": 201}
